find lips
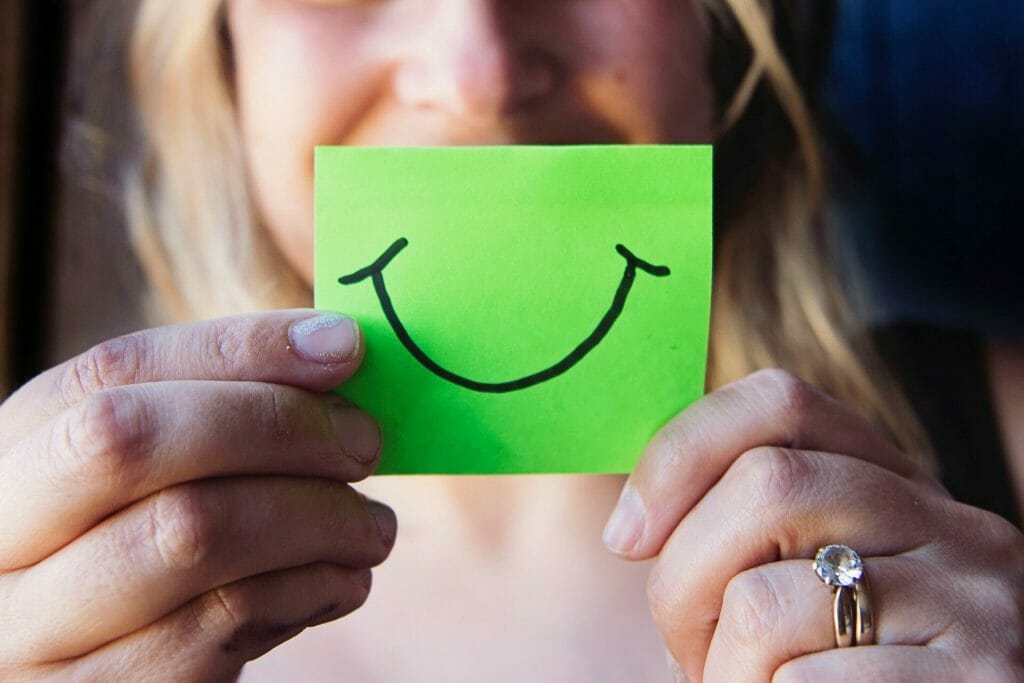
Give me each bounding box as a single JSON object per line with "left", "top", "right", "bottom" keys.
{"left": 342, "top": 87, "right": 628, "bottom": 147}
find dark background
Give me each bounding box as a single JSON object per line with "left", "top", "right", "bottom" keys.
{"left": 824, "top": 0, "right": 1024, "bottom": 340}
{"left": 2, "top": 1, "right": 70, "bottom": 396}
{"left": 2, "top": 0, "right": 144, "bottom": 398}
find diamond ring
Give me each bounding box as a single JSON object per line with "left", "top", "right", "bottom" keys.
{"left": 813, "top": 545, "right": 875, "bottom": 647}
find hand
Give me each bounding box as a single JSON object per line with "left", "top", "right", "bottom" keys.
{"left": 604, "top": 369, "right": 1024, "bottom": 682}
{"left": 0, "top": 310, "right": 396, "bottom": 681}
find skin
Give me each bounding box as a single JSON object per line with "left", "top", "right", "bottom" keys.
{"left": 0, "top": 311, "right": 396, "bottom": 680}
{"left": 231, "top": 0, "right": 712, "bottom": 284}
{"left": 0, "top": 0, "right": 1021, "bottom": 680}
{"left": 990, "top": 340, "right": 1024, "bottom": 504}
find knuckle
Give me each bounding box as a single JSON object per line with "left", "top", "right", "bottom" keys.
{"left": 720, "top": 569, "right": 784, "bottom": 648}
{"left": 61, "top": 334, "right": 148, "bottom": 403}
{"left": 749, "top": 367, "right": 811, "bottom": 401}
{"left": 60, "top": 388, "right": 151, "bottom": 488}
{"left": 953, "top": 505, "right": 1024, "bottom": 575}
{"left": 200, "top": 584, "right": 256, "bottom": 643}
{"left": 206, "top": 319, "right": 259, "bottom": 369}
{"left": 251, "top": 384, "right": 295, "bottom": 443}
{"left": 644, "top": 560, "right": 675, "bottom": 626}
{"left": 748, "top": 368, "right": 819, "bottom": 426}
{"left": 147, "top": 485, "right": 218, "bottom": 573}
{"left": 979, "top": 511, "right": 1024, "bottom": 562}
{"left": 733, "top": 446, "right": 808, "bottom": 510}
{"left": 644, "top": 559, "right": 694, "bottom": 641}
{"left": 650, "top": 420, "right": 702, "bottom": 472}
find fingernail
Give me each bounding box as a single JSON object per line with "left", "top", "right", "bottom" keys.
{"left": 367, "top": 501, "right": 396, "bottom": 546}
{"left": 289, "top": 313, "right": 359, "bottom": 364}
{"left": 331, "top": 408, "right": 381, "bottom": 464}
{"left": 602, "top": 486, "right": 645, "bottom": 555}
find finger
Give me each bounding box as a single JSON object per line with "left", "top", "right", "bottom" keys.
{"left": 646, "top": 448, "right": 938, "bottom": 680}
{"left": 702, "top": 555, "right": 954, "bottom": 683}
{"left": 774, "top": 646, "right": 969, "bottom": 682}
{"left": 0, "top": 309, "right": 363, "bottom": 444}
{"left": 3, "top": 477, "right": 396, "bottom": 662}
{"left": 0, "top": 380, "right": 380, "bottom": 570}
{"left": 64, "top": 563, "right": 372, "bottom": 682}
{"left": 603, "top": 369, "right": 943, "bottom": 560}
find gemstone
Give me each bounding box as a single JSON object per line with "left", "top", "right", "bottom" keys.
{"left": 813, "top": 545, "right": 864, "bottom": 587}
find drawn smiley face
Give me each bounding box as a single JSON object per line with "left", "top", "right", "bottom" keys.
{"left": 314, "top": 145, "right": 712, "bottom": 474}
{"left": 338, "top": 237, "right": 671, "bottom": 393}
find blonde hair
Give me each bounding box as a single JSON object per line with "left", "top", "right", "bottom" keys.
{"left": 127, "top": 0, "right": 933, "bottom": 462}
{"left": 704, "top": 1, "right": 931, "bottom": 462}
{"left": 128, "top": 0, "right": 306, "bottom": 321}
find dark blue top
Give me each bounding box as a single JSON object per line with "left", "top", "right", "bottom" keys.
{"left": 824, "top": 0, "right": 1024, "bottom": 340}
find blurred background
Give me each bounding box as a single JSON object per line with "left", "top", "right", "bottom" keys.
{"left": 2, "top": 0, "right": 1023, "bottom": 399}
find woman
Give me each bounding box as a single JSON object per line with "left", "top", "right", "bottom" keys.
{"left": 1, "top": 0, "right": 1021, "bottom": 680}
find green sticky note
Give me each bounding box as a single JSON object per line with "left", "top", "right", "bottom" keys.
{"left": 314, "top": 146, "right": 712, "bottom": 475}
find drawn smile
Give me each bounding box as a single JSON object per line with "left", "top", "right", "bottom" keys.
{"left": 338, "top": 238, "right": 670, "bottom": 393}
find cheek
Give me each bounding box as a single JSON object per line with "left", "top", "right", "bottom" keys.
{"left": 229, "top": 0, "right": 712, "bottom": 282}
{"left": 231, "top": 4, "right": 389, "bottom": 282}
{"left": 565, "top": 0, "right": 712, "bottom": 143}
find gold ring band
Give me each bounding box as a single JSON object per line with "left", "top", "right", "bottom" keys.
{"left": 853, "top": 577, "right": 875, "bottom": 645}
{"left": 814, "top": 545, "right": 874, "bottom": 647}
{"left": 832, "top": 586, "right": 855, "bottom": 647}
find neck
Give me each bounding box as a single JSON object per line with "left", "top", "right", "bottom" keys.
{"left": 359, "top": 473, "right": 627, "bottom": 561}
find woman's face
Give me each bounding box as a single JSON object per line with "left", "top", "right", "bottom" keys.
{"left": 227, "top": 0, "right": 714, "bottom": 284}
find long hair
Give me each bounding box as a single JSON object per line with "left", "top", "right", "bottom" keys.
{"left": 126, "top": 0, "right": 933, "bottom": 462}
{"left": 705, "top": 1, "right": 931, "bottom": 460}
{"left": 127, "top": 0, "right": 304, "bottom": 321}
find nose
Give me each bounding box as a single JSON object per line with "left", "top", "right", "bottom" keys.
{"left": 393, "top": 0, "right": 559, "bottom": 124}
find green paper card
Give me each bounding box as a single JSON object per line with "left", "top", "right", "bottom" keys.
{"left": 314, "top": 145, "right": 712, "bottom": 474}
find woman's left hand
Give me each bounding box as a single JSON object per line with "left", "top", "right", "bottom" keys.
{"left": 604, "top": 369, "right": 1024, "bottom": 682}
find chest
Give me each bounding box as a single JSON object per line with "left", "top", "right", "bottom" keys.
{"left": 241, "top": 517, "right": 671, "bottom": 681}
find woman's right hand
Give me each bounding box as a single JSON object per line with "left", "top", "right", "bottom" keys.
{"left": 0, "top": 310, "right": 396, "bottom": 681}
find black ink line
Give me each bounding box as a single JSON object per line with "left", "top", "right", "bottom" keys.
{"left": 338, "top": 238, "right": 670, "bottom": 393}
